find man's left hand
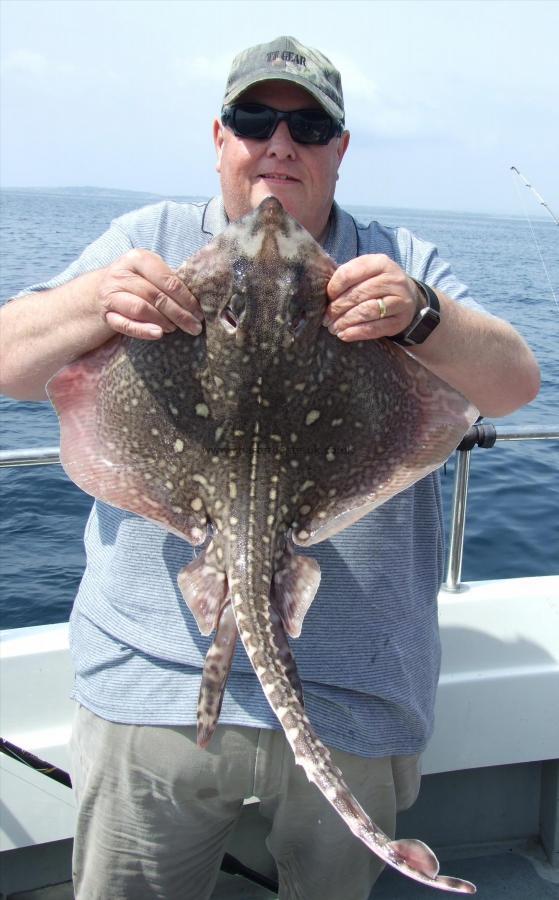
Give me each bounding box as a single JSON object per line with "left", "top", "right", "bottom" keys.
{"left": 324, "top": 254, "right": 421, "bottom": 342}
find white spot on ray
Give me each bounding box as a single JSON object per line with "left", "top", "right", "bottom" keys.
{"left": 275, "top": 226, "right": 311, "bottom": 259}
{"left": 190, "top": 497, "right": 203, "bottom": 511}
{"left": 174, "top": 439, "right": 184, "bottom": 453}
{"left": 305, "top": 410, "right": 321, "bottom": 426}
{"left": 196, "top": 403, "right": 210, "bottom": 418}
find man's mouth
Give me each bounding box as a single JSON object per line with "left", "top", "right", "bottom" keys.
{"left": 259, "top": 173, "right": 299, "bottom": 183}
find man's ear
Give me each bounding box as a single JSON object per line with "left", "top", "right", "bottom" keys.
{"left": 213, "top": 119, "right": 224, "bottom": 174}
{"left": 337, "top": 130, "right": 350, "bottom": 166}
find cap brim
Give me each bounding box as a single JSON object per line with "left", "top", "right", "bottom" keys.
{"left": 223, "top": 72, "right": 344, "bottom": 123}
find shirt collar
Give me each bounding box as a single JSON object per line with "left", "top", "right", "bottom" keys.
{"left": 201, "top": 196, "right": 228, "bottom": 236}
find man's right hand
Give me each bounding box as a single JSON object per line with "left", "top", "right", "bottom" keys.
{"left": 99, "top": 249, "right": 204, "bottom": 340}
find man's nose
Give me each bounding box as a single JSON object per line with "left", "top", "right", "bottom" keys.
{"left": 265, "top": 120, "right": 297, "bottom": 158}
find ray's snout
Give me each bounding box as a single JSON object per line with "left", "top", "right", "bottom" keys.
{"left": 256, "top": 195, "right": 289, "bottom": 227}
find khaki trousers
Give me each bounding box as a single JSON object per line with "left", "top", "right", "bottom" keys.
{"left": 70, "top": 705, "right": 420, "bottom": 900}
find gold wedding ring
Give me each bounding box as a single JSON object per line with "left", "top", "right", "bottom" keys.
{"left": 377, "top": 298, "right": 387, "bottom": 319}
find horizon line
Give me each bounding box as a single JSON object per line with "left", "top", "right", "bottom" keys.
{"left": 0, "top": 183, "right": 553, "bottom": 222}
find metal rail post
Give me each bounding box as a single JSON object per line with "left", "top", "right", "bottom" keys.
{"left": 443, "top": 449, "right": 472, "bottom": 593}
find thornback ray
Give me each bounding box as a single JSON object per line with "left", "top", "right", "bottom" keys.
{"left": 47, "top": 197, "right": 478, "bottom": 893}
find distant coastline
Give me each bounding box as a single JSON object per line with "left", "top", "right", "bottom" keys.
{"left": 0, "top": 185, "right": 553, "bottom": 222}
{"left": 1, "top": 185, "right": 208, "bottom": 204}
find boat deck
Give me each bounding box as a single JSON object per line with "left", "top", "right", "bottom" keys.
{"left": 6, "top": 846, "right": 559, "bottom": 899}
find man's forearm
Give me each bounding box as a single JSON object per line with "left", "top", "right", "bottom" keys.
{"left": 0, "top": 270, "right": 113, "bottom": 401}
{"left": 412, "top": 292, "right": 540, "bottom": 418}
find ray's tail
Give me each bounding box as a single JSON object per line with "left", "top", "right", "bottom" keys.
{"left": 228, "top": 550, "right": 476, "bottom": 895}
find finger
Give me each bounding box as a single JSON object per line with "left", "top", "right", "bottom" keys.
{"left": 101, "top": 289, "right": 177, "bottom": 334}
{"left": 333, "top": 319, "right": 391, "bottom": 343}
{"left": 147, "top": 286, "right": 204, "bottom": 334}
{"left": 327, "top": 254, "right": 393, "bottom": 300}
{"left": 104, "top": 310, "right": 165, "bottom": 341}
{"left": 109, "top": 269, "right": 203, "bottom": 333}
{"left": 324, "top": 277, "right": 399, "bottom": 324}
{"left": 326, "top": 297, "right": 389, "bottom": 333}
{"left": 103, "top": 278, "right": 205, "bottom": 336}
{"left": 125, "top": 251, "right": 204, "bottom": 323}
{"left": 326, "top": 293, "right": 410, "bottom": 334}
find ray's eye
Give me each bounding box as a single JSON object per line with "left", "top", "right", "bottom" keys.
{"left": 220, "top": 306, "right": 238, "bottom": 332}
{"left": 220, "top": 293, "right": 246, "bottom": 333}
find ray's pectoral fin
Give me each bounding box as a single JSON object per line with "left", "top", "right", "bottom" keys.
{"left": 47, "top": 338, "right": 209, "bottom": 546}
{"left": 293, "top": 338, "right": 479, "bottom": 548}
{"left": 196, "top": 600, "right": 238, "bottom": 749}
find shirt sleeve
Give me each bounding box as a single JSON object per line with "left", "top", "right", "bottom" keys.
{"left": 357, "top": 218, "right": 487, "bottom": 314}
{"left": 394, "top": 226, "right": 486, "bottom": 313}
{"left": 15, "top": 220, "right": 134, "bottom": 297}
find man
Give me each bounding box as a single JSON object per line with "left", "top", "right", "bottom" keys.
{"left": 0, "top": 35, "right": 539, "bottom": 900}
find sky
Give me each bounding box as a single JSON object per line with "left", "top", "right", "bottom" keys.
{"left": 1, "top": 0, "right": 558, "bottom": 215}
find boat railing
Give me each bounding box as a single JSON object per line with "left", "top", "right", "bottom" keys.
{"left": 443, "top": 423, "right": 559, "bottom": 591}
{"left": 1, "top": 424, "right": 558, "bottom": 591}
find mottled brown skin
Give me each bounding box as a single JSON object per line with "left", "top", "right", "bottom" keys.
{"left": 48, "top": 198, "right": 477, "bottom": 892}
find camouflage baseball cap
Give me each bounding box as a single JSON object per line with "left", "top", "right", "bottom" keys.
{"left": 223, "top": 36, "right": 344, "bottom": 124}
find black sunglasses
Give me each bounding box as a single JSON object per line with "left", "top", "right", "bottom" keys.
{"left": 221, "top": 102, "right": 344, "bottom": 146}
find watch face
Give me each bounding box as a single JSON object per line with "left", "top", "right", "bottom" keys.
{"left": 391, "top": 283, "right": 441, "bottom": 346}
{"left": 402, "top": 307, "right": 441, "bottom": 346}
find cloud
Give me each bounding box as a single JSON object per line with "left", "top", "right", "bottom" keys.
{"left": 172, "top": 53, "right": 231, "bottom": 87}
{"left": 2, "top": 49, "right": 48, "bottom": 76}
{"left": 2, "top": 49, "right": 76, "bottom": 79}
{"left": 334, "top": 53, "right": 379, "bottom": 103}
{"left": 332, "top": 52, "right": 434, "bottom": 140}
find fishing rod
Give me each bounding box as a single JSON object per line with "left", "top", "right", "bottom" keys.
{"left": 0, "top": 737, "right": 72, "bottom": 788}
{"left": 510, "top": 165, "right": 558, "bottom": 311}
{"left": 510, "top": 166, "right": 558, "bottom": 225}
{"left": 0, "top": 736, "right": 279, "bottom": 893}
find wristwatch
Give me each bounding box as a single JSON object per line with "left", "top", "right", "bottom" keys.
{"left": 391, "top": 279, "right": 441, "bottom": 347}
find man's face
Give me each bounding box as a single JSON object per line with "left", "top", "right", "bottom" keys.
{"left": 213, "top": 81, "right": 350, "bottom": 241}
